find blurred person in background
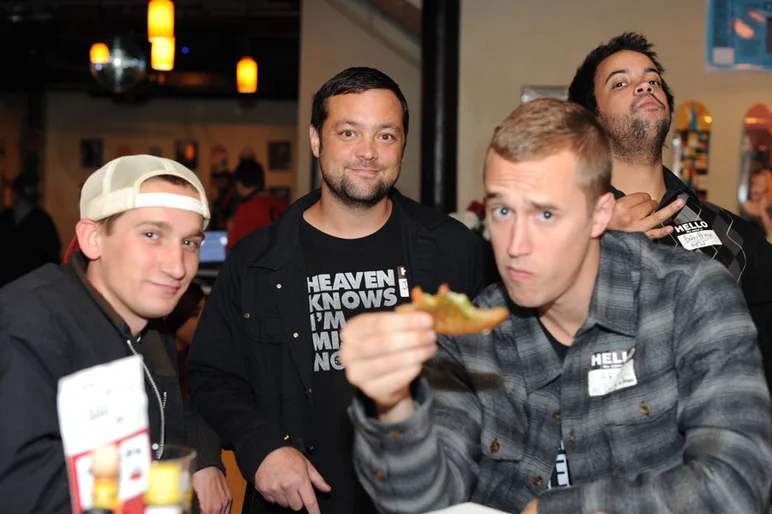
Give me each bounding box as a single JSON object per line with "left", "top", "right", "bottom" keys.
{"left": 209, "top": 170, "right": 239, "bottom": 231}
{"left": 741, "top": 169, "right": 772, "bottom": 239}
{"left": 0, "top": 170, "right": 61, "bottom": 288}
{"left": 226, "top": 158, "right": 288, "bottom": 250}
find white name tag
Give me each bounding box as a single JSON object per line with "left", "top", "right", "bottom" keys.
{"left": 677, "top": 229, "right": 722, "bottom": 251}
{"left": 397, "top": 266, "right": 410, "bottom": 298}
{"left": 588, "top": 349, "right": 638, "bottom": 397}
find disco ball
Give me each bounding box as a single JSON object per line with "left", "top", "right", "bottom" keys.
{"left": 89, "top": 36, "right": 147, "bottom": 93}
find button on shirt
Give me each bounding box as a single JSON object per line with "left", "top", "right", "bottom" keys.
{"left": 349, "top": 231, "right": 772, "bottom": 514}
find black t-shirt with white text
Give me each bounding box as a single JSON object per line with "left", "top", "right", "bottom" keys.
{"left": 301, "top": 209, "right": 411, "bottom": 513}
{"left": 539, "top": 320, "right": 573, "bottom": 490}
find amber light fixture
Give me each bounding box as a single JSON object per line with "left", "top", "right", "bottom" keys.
{"left": 148, "top": 0, "right": 174, "bottom": 41}
{"left": 151, "top": 37, "right": 175, "bottom": 71}
{"left": 236, "top": 57, "right": 258, "bottom": 94}
{"left": 89, "top": 42, "right": 110, "bottom": 64}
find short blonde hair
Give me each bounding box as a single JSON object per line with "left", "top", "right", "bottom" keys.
{"left": 488, "top": 98, "right": 612, "bottom": 208}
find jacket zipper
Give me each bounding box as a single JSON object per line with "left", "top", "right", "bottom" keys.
{"left": 125, "top": 338, "right": 166, "bottom": 459}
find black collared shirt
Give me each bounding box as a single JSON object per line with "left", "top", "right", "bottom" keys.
{"left": 612, "top": 168, "right": 772, "bottom": 357}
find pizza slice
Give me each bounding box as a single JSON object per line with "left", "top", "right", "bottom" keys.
{"left": 396, "top": 283, "right": 508, "bottom": 335}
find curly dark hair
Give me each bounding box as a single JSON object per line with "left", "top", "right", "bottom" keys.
{"left": 568, "top": 32, "right": 674, "bottom": 114}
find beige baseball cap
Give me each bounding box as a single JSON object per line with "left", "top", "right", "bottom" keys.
{"left": 79, "top": 154, "right": 210, "bottom": 228}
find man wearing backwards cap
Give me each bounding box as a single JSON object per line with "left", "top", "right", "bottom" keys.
{"left": 0, "top": 155, "right": 231, "bottom": 514}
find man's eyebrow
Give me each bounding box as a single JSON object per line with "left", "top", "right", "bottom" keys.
{"left": 605, "top": 67, "right": 661, "bottom": 84}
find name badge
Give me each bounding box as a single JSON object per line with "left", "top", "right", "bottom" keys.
{"left": 672, "top": 220, "right": 722, "bottom": 251}
{"left": 588, "top": 349, "right": 637, "bottom": 397}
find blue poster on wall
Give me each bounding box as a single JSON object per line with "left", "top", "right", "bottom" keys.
{"left": 706, "top": 0, "right": 772, "bottom": 71}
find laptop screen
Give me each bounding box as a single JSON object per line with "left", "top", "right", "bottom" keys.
{"left": 199, "top": 230, "right": 228, "bottom": 264}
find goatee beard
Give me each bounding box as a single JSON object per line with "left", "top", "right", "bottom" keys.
{"left": 321, "top": 170, "right": 394, "bottom": 210}
{"left": 601, "top": 110, "right": 671, "bottom": 167}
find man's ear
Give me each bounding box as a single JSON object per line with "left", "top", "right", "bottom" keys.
{"left": 75, "top": 219, "right": 102, "bottom": 260}
{"left": 309, "top": 125, "right": 321, "bottom": 158}
{"left": 591, "top": 192, "right": 615, "bottom": 238}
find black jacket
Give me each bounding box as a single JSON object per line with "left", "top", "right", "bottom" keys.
{"left": 187, "top": 189, "right": 496, "bottom": 513}
{"left": 0, "top": 252, "right": 222, "bottom": 514}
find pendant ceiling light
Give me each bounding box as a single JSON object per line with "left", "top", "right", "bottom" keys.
{"left": 151, "top": 37, "right": 175, "bottom": 71}
{"left": 89, "top": 42, "right": 110, "bottom": 64}
{"left": 236, "top": 57, "right": 258, "bottom": 94}
{"left": 148, "top": 0, "right": 174, "bottom": 41}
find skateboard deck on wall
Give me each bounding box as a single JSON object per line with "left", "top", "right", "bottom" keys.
{"left": 672, "top": 101, "right": 712, "bottom": 201}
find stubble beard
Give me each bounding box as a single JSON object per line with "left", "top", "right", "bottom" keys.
{"left": 600, "top": 106, "right": 671, "bottom": 167}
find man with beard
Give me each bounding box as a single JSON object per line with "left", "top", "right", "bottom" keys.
{"left": 186, "top": 67, "right": 495, "bottom": 514}
{"left": 568, "top": 32, "right": 772, "bottom": 361}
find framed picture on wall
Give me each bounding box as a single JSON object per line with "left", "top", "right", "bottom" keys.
{"left": 268, "top": 141, "right": 292, "bottom": 171}
{"left": 175, "top": 140, "right": 199, "bottom": 170}
{"left": 80, "top": 138, "right": 103, "bottom": 168}
{"left": 268, "top": 186, "right": 292, "bottom": 202}
{"left": 115, "top": 145, "right": 133, "bottom": 159}
{"left": 520, "top": 86, "right": 568, "bottom": 103}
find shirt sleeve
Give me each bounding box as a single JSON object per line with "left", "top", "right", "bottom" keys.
{"left": 0, "top": 330, "right": 72, "bottom": 514}
{"left": 349, "top": 337, "right": 485, "bottom": 514}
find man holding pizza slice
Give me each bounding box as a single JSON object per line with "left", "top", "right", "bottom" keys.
{"left": 340, "top": 98, "right": 772, "bottom": 514}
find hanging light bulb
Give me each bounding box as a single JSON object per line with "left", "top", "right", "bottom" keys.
{"left": 151, "top": 37, "right": 175, "bottom": 71}
{"left": 236, "top": 57, "right": 258, "bottom": 94}
{"left": 148, "top": 0, "right": 174, "bottom": 41}
{"left": 89, "top": 42, "right": 110, "bottom": 64}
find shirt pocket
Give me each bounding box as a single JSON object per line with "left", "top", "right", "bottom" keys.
{"left": 244, "top": 315, "right": 285, "bottom": 344}
{"left": 479, "top": 393, "right": 526, "bottom": 462}
{"left": 602, "top": 366, "right": 683, "bottom": 476}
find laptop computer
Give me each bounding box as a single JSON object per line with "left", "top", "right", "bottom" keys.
{"left": 197, "top": 230, "right": 228, "bottom": 279}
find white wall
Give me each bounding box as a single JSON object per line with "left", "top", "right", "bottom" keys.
{"left": 43, "top": 92, "right": 298, "bottom": 242}
{"left": 458, "top": 0, "right": 772, "bottom": 213}
{"left": 296, "top": 0, "right": 421, "bottom": 199}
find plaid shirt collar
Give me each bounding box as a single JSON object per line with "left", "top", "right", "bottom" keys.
{"left": 610, "top": 166, "right": 699, "bottom": 206}
{"left": 508, "top": 232, "right": 641, "bottom": 393}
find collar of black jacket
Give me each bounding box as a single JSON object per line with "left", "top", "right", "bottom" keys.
{"left": 61, "top": 250, "right": 140, "bottom": 340}
{"left": 610, "top": 166, "right": 699, "bottom": 207}
{"left": 246, "top": 187, "right": 449, "bottom": 270}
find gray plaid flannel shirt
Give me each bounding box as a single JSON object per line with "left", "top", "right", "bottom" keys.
{"left": 350, "top": 231, "right": 772, "bottom": 514}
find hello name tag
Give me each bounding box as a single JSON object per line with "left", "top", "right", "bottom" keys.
{"left": 673, "top": 221, "right": 722, "bottom": 251}
{"left": 588, "top": 349, "right": 637, "bottom": 397}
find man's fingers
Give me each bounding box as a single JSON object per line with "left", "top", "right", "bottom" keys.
{"left": 298, "top": 480, "right": 322, "bottom": 514}
{"left": 648, "top": 198, "right": 685, "bottom": 225}
{"left": 284, "top": 489, "right": 305, "bottom": 511}
{"left": 261, "top": 492, "right": 276, "bottom": 504}
{"left": 619, "top": 192, "right": 652, "bottom": 205}
{"left": 307, "top": 461, "right": 332, "bottom": 492}
{"left": 342, "top": 311, "right": 434, "bottom": 341}
{"left": 345, "top": 344, "right": 437, "bottom": 387}
{"left": 340, "top": 325, "right": 436, "bottom": 363}
{"left": 357, "top": 364, "right": 426, "bottom": 406}
{"left": 625, "top": 199, "right": 658, "bottom": 222}
{"left": 644, "top": 225, "right": 674, "bottom": 240}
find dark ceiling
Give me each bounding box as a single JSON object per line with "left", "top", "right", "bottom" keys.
{"left": 0, "top": 0, "right": 301, "bottom": 100}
